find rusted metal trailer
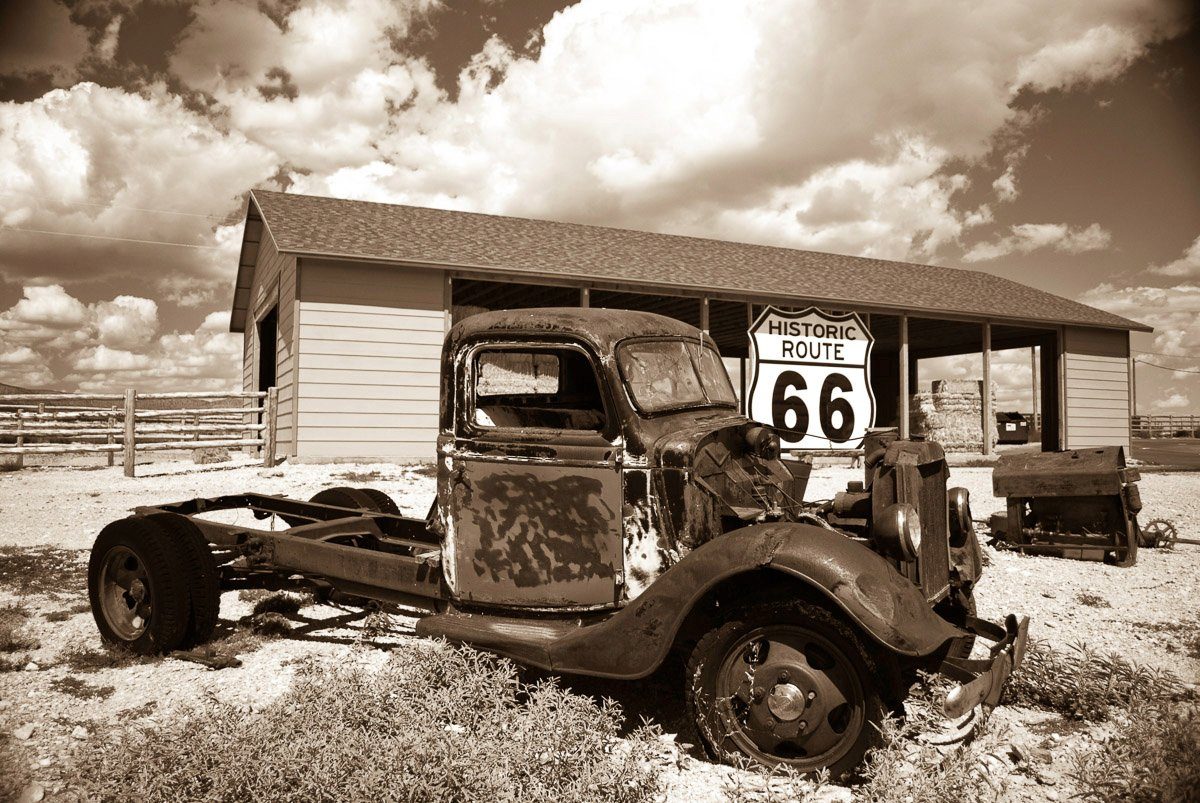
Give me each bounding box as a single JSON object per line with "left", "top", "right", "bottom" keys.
{"left": 88, "top": 308, "right": 1027, "bottom": 779}
{"left": 988, "top": 447, "right": 1142, "bottom": 566}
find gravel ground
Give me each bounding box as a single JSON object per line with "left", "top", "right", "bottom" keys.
{"left": 1, "top": 457, "right": 1198, "bottom": 801}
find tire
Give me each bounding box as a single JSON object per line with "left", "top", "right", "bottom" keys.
{"left": 356, "top": 488, "right": 401, "bottom": 515}
{"left": 686, "top": 599, "right": 887, "bottom": 779}
{"left": 144, "top": 513, "right": 221, "bottom": 649}
{"left": 88, "top": 517, "right": 192, "bottom": 654}
{"left": 281, "top": 486, "right": 396, "bottom": 526}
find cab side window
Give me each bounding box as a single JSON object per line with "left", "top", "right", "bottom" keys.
{"left": 471, "top": 347, "right": 606, "bottom": 432}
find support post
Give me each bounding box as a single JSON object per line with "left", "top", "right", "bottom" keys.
{"left": 123, "top": 389, "right": 136, "bottom": 477}
{"left": 580, "top": 287, "right": 590, "bottom": 308}
{"left": 263, "top": 386, "right": 278, "bottom": 467}
{"left": 700, "top": 297, "right": 709, "bottom": 333}
{"left": 982, "top": 322, "right": 992, "bottom": 456}
{"left": 1031, "top": 346, "right": 1040, "bottom": 433}
{"left": 899, "top": 314, "right": 910, "bottom": 439}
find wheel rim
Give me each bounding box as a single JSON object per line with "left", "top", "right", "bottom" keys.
{"left": 98, "top": 546, "right": 152, "bottom": 641}
{"left": 714, "top": 624, "right": 866, "bottom": 769}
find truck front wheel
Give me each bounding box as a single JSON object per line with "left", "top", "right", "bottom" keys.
{"left": 686, "top": 599, "right": 886, "bottom": 778}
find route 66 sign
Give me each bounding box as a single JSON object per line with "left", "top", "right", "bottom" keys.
{"left": 747, "top": 307, "right": 876, "bottom": 450}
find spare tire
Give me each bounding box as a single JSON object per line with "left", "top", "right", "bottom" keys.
{"left": 281, "top": 486, "right": 400, "bottom": 526}
{"left": 88, "top": 516, "right": 193, "bottom": 654}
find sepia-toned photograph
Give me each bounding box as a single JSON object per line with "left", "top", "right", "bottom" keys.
{"left": 0, "top": 1, "right": 1197, "bottom": 800}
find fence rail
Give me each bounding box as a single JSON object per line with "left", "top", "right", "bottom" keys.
{"left": 1132, "top": 414, "right": 1200, "bottom": 439}
{"left": 0, "top": 388, "right": 278, "bottom": 477}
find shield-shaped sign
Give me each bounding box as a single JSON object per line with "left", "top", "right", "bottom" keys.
{"left": 747, "top": 307, "right": 875, "bottom": 450}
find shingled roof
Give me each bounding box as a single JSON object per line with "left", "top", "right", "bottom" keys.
{"left": 236, "top": 189, "right": 1148, "bottom": 333}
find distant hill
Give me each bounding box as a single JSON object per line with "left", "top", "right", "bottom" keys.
{"left": 0, "top": 383, "right": 245, "bottom": 410}
{"left": 0, "top": 383, "right": 68, "bottom": 396}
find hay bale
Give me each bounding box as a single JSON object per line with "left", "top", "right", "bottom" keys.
{"left": 0, "top": 454, "right": 22, "bottom": 472}
{"left": 192, "top": 446, "right": 231, "bottom": 465}
{"left": 910, "top": 381, "right": 999, "bottom": 451}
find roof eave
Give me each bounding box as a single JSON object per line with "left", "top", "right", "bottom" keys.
{"left": 276, "top": 245, "right": 1151, "bottom": 334}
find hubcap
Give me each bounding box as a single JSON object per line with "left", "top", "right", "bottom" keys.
{"left": 767, "top": 683, "right": 807, "bottom": 721}
{"left": 98, "top": 546, "right": 152, "bottom": 641}
{"left": 715, "top": 625, "right": 865, "bottom": 768}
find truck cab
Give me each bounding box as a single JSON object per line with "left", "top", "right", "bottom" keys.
{"left": 89, "top": 307, "right": 1027, "bottom": 779}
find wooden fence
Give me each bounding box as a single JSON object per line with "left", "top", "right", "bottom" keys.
{"left": 1131, "top": 414, "right": 1200, "bottom": 439}
{"left": 0, "top": 388, "right": 278, "bottom": 477}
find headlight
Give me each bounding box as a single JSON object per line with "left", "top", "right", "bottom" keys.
{"left": 875, "top": 502, "right": 922, "bottom": 561}
{"left": 745, "top": 426, "right": 780, "bottom": 461}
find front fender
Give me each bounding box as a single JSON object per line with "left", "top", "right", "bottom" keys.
{"left": 544, "top": 522, "right": 962, "bottom": 678}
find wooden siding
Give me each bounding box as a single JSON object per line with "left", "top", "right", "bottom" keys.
{"left": 241, "top": 230, "right": 297, "bottom": 457}
{"left": 1063, "top": 327, "right": 1130, "bottom": 450}
{"left": 296, "top": 259, "right": 445, "bottom": 459}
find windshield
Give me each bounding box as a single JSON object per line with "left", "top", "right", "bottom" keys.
{"left": 617, "top": 339, "right": 738, "bottom": 413}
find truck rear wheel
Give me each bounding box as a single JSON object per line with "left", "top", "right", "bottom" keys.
{"left": 144, "top": 513, "right": 221, "bottom": 648}
{"left": 686, "top": 599, "right": 886, "bottom": 778}
{"left": 88, "top": 517, "right": 192, "bottom": 654}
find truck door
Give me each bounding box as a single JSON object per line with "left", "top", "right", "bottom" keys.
{"left": 444, "top": 341, "right": 623, "bottom": 609}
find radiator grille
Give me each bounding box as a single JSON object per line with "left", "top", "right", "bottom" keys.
{"left": 872, "top": 453, "right": 951, "bottom": 602}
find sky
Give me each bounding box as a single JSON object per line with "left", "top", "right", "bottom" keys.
{"left": 0, "top": 0, "right": 1196, "bottom": 411}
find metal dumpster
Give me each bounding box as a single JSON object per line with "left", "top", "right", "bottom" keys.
{"left": 995, "top": 412, "right": 1030, "bottom": 445}
{"left": 989, "top": 447, "right": 1142, "bottom": 567}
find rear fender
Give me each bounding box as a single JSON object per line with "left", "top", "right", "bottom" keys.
{"left": 545, "top": 522, "right": 962, "bottom": 678}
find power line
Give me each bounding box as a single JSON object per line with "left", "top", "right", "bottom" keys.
{"left": 1133, "top": 348, "right": 1198, "bottom": 359}
{"left": 1134, "top": 359, "right": 1200, "bottom": 375}
{"left": 0, "top": 190, "right": 244, "bottom": 224}
{"left": 0, "top": 226, "right": 223, "bottom": 250}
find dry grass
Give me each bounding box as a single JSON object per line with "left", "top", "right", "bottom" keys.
{"left": 249, "top": 590, "right": 309, "bottom": 617}
{"left": 855, "top": 716, "right": 1007, "bottom": 803}
{"left": 1066, "top": 702, "right": 1200, "bottom": 802}
{"left": 68, "top": 642, "right": 663, "bottom": 802}
{"left": 0, "top": 602, "right": 38, "bottom": 670}
{"left": 1, "top": 739, "right": 30, "bottom": 803}
{"left": 0, "top": 546, "right": 86, "bottom": 595}
{"left": 334, "top": 469, "right": 387, "bottom": 483}
{"left": 1075, "top": 592, "right": 1111, "bottom": 608}
{"left": 59, "top": 644, "right": 162, "bottom": 673}
{"left": 50, "top": 676, "right": 116, "bottom": 701}
{"left": 1003, "top": 639, "right": 1187, "bottom": 721}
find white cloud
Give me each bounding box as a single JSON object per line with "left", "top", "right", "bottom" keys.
{"left": 0, "top": 82, "right": 278, "bottom": 297}
{"left": 0, "top": 285, "right": 243, "bottom": 393}
{"left": 1148, "top": 234, "right": 1200, "bottom": 278}
{"left": 0, "top": 346, "right": 40, "bottom": 365}
{"left": 1015, "top": 24, "right": 1148, "bottom": 91}
{"left": 1, "top": 284, "right": 87, "bottom": 327}
{"left": 283, "top": 0, "right": 1187, "bottom": 257}
{"left": 962, "top": 222, "right": 1112, "bottom": 262}
{"left": 1156, "top": 390, "right": 1189, "bottom": 410}
{"left": 94, "top": 296, "right": 158, "bottom": 350}
{"left": 992, "top": 166, "right": 1018, "bottom": 202}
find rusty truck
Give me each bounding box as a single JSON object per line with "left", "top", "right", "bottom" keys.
{"left": 87, "top": 308, "right": 1028, "bottom": 778}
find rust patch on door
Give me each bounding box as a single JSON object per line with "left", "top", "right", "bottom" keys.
{"left": 457, "top": 468, "right": 620, "bottom": 605}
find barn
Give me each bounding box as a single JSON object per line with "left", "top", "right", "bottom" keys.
{"left": 230, "top": 189, "right": 1149, "bottom": 461}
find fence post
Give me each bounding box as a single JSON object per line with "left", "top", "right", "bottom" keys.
{"left": 262, "top": 386, "right": 278, "bottom": 468}
{"left": 123, "top": 389, "right": 137, "bottom": 477}
{"left": 107, "top": 406, "right": 116, "bottom": 467}
{"left": 14, "top": 408, "right": 24, "bottom": 470}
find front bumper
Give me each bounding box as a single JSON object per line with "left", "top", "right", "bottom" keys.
{"left": 939, "top": 614, "right": 1030, "bottom": 719}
